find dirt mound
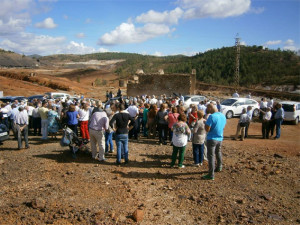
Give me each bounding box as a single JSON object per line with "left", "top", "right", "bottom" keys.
{"left": 0, "top": 71, "right": 70, "bottom": 91}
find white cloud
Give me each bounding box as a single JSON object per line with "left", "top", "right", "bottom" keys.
{"left": 283, "top": 39, "right": 297, "bottom": 52}
{"left": 76, "top": 32, "right": 85, "bottom": 38}
{"left": 136, "top": 7, "right": 184, "bottom": 25}
{"left": 98, "top": 47, "right": 109, "bottom": 53}
{"left": 285, "top": 39, "right": 294, "bottom": 46}
{"left": 0, "top": 0, "right": 33, "bottom": 35}
{"left": 99, "top": 23, "right": 171, "bottom": 45}
{"left": 283, "top": 45, "right": 297, "bottom": 51}
{"left": 265, "top": 40, "right": 281, "bottom": 46}
{"left": 35, "top": 17, "right": 57, "bottom": 29}
{"left": 153, "top": 51, "right": 164, "bottom": 57}
{"left": 63, "top": 41, "right": 96, "bottom": 54}
{"left": 178, "top": 0, "right": 251, "bottom": 19}
{"left": 0, "top": 32, "right": 65, "bottom": 55}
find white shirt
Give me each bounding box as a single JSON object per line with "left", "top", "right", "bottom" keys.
{"left": 232, "top": 92, "right": 239, "bottom": 98}
{"left": 239, "top": 113, "right": 250, "bottom": 123}
{"left": 267, "top": 100, "right": 274, "bottom": 108}
{"left": 127, "top": 105, "right": 139, "bottom": 117}
{"left": 260, "top": 101, "right": 268, "bottom": 109}
{"left": 78, "top": 108, "right": 89, "bottom": 121}
{"left": 263, "top": 111, "right": 272, "bottom": 121}
{"left": 27, "top": 106, "right": 35, "bottom": 116}
{"left": 247, "top": 110, "right": 253, "bottom": 121}
{"left": 14, "top": 110, "right": 29, "bottom": 125}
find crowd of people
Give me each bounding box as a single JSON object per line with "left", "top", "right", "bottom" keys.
{"left": 0, "top": 91, "right": 285, "bottom": 181}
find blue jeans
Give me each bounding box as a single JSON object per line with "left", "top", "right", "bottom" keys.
{"left": 275, "top": 118, "right": 283, "bottom": 139}
{"left": 115, "top": 134, "right": 129, "bottom": 163}
{"left": 105, "top": 132, "right": 114, "bottom": 152}
{"left": 192, "top": 143, "right": 204, "bottom": 164}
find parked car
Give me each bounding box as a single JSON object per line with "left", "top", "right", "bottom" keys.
{"left": 0, "top": 124, "right": 9, "bottom": 143}
{"left": 0, "top": 96, "right": 27, "bottom": 104}
{"left": 44, "top": 92, "right": 71, "bottom": 101}
{"left": 220, "top": 98, "right": 260, "bottom": 119}
{"left": 27, "top": 95, "right": 47, "bottom": 102}
{"left": 280, "top": 101, "right": 300, "bottom": 125}
{"left": 183, "top": 95, "right": 206, "bottom": 110}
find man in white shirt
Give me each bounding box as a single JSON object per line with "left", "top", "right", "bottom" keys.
{"left": 14, "top": 106, "right": 29, "bottom": 149}
{"left": 232, "top": 91, "right": 239, "bottom": 98}
{"left": 267, "top": 97, "right": 274, "bottom": 108}
{"left": 261, "top": 107, "right": 272, "bottom": 139}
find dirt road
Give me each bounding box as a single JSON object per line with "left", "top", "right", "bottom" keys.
{"left": 0, "top": 118, "right": 299, "bottom": 224}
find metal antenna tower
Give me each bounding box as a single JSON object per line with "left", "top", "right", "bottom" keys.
{"left": 234, "top": 33, "right": 241, "bottom": 89}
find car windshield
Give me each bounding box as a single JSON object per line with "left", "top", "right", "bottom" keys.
{"left": 282, "top": 104, "right": 294, "bottom": 112}
{"left": 184, "top": 96, "right": 191, "bottom": 101}
{"left": 221, "top": 99, "right": 237, "bottom": 106}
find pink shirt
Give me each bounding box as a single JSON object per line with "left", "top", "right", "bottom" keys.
{"left": 168, "top": 112, "right": 179, "bottom": 129}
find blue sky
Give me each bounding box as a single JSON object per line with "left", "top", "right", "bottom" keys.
{"left": 0, "top": 0, "right": 299, "bottom": 56}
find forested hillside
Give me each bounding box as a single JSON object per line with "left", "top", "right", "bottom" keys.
{"left": 39, "top": 46, "right": 300, "bottom": 87}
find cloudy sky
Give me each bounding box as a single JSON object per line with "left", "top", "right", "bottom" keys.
{"left": 0, "top": 0, "right": 299, "bottom": 56}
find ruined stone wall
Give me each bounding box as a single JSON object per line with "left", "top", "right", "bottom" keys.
{"left": 127, "top": 74, "right": 193, "bottom": 96}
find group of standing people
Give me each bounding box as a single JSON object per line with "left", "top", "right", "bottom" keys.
{"left": 0, "top": 92, "right": 232, "bottom": 182}
{"left": 234, "top": 97, "right": 284, "bottom": 141}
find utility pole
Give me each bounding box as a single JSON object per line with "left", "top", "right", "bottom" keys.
{"left": 234, "top": 34, "right": 241, "bottom": 89}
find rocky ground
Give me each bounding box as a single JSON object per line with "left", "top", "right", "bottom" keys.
{"left": 0, "top": 118, "right": 299, "bottom": 225}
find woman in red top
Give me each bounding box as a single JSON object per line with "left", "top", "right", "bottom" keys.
{"left": 168, "top": 106, "right": 179, "bottom": 144}
{"left": 188, "top": 105, "right": 198, "bottom": 126}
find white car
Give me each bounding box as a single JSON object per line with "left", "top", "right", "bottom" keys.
{"left": 183, "top": 95, "right": 206, "bottom": 110}
{"left": 280, "top": 101, "right": 300, "bottom": 125}
{"left": 221, "top": 98, "right": 260, "bottom": 119}
{"left": 44, "top": 92, "right": 71, "bottom": 101}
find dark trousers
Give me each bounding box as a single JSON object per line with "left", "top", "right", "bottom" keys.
{"left": 68, "top": 124, "right": 78, "bottom": 137}
{"left": 129, "top": 118, "right": 138, "bottom": 139}
{"left": 269, "top": 119, "right": 276, "bottom": 136}
{"left": 157, "top": 123, "right": 168, "bottom": 144}
{"left": 169, "top": 128, "right": 173, "bottom": 142}
{"left": 262, "top": 120, "right": 270, "bottom": 138}
{"left": 16, "top": 125, "right": 29, "bottom": 149}
{"left": 32, "top": 117, "right": 41, "bottom": 135}
{"left": 244, "top": 122, "right": 250, "bottom": 138}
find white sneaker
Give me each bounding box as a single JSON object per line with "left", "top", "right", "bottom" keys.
{"left": 192, "top": 164, "right": 200, "bottom": 167}
{"left": 179, "top": 165, "right": 185, "bottom": 168}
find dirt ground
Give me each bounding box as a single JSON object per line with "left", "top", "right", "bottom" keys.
{"left": 0, "top": 118, "right": 299, "bottom": 225}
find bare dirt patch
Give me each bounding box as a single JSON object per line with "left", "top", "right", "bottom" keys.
{"left": 0, "top": 119, "right": 299, "bottom": 224}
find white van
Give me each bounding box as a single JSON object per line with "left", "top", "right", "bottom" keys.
{"left": 45, "top": 92, "right": 71, "bottom": 101}
{"left": 280, "top": 101, "right": 300, "bottom": 125}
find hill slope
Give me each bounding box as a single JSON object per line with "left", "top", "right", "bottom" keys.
{"left": 40, "top": 46, "right": 300, "bottom": 87}
{"left": 0, "top": 49, "right": 39, "bottom": 68}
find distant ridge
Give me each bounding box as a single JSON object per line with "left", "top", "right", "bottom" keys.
{"left": 0, "top": 49, "right": 38, "bottom": 68}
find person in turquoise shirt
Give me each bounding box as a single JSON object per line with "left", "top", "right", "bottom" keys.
{"left": 142, "top": 103, "right": 150, "bottom": 137}
{"left": 202, "top": 103, "right": 226, "bottom": 181}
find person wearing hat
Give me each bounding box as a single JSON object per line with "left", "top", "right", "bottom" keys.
{"left": 14, "top": 106, "right": 29, "bottom": 149}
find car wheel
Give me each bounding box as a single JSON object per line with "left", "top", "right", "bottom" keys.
{"left": 226, "top": 110, "right": 233, "bottom": 119}
{"left": 293, "top": 117, "right": 299, "bottom": 125}
{"left": 252, "top": 109, "right": 259, "bottom": 117}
